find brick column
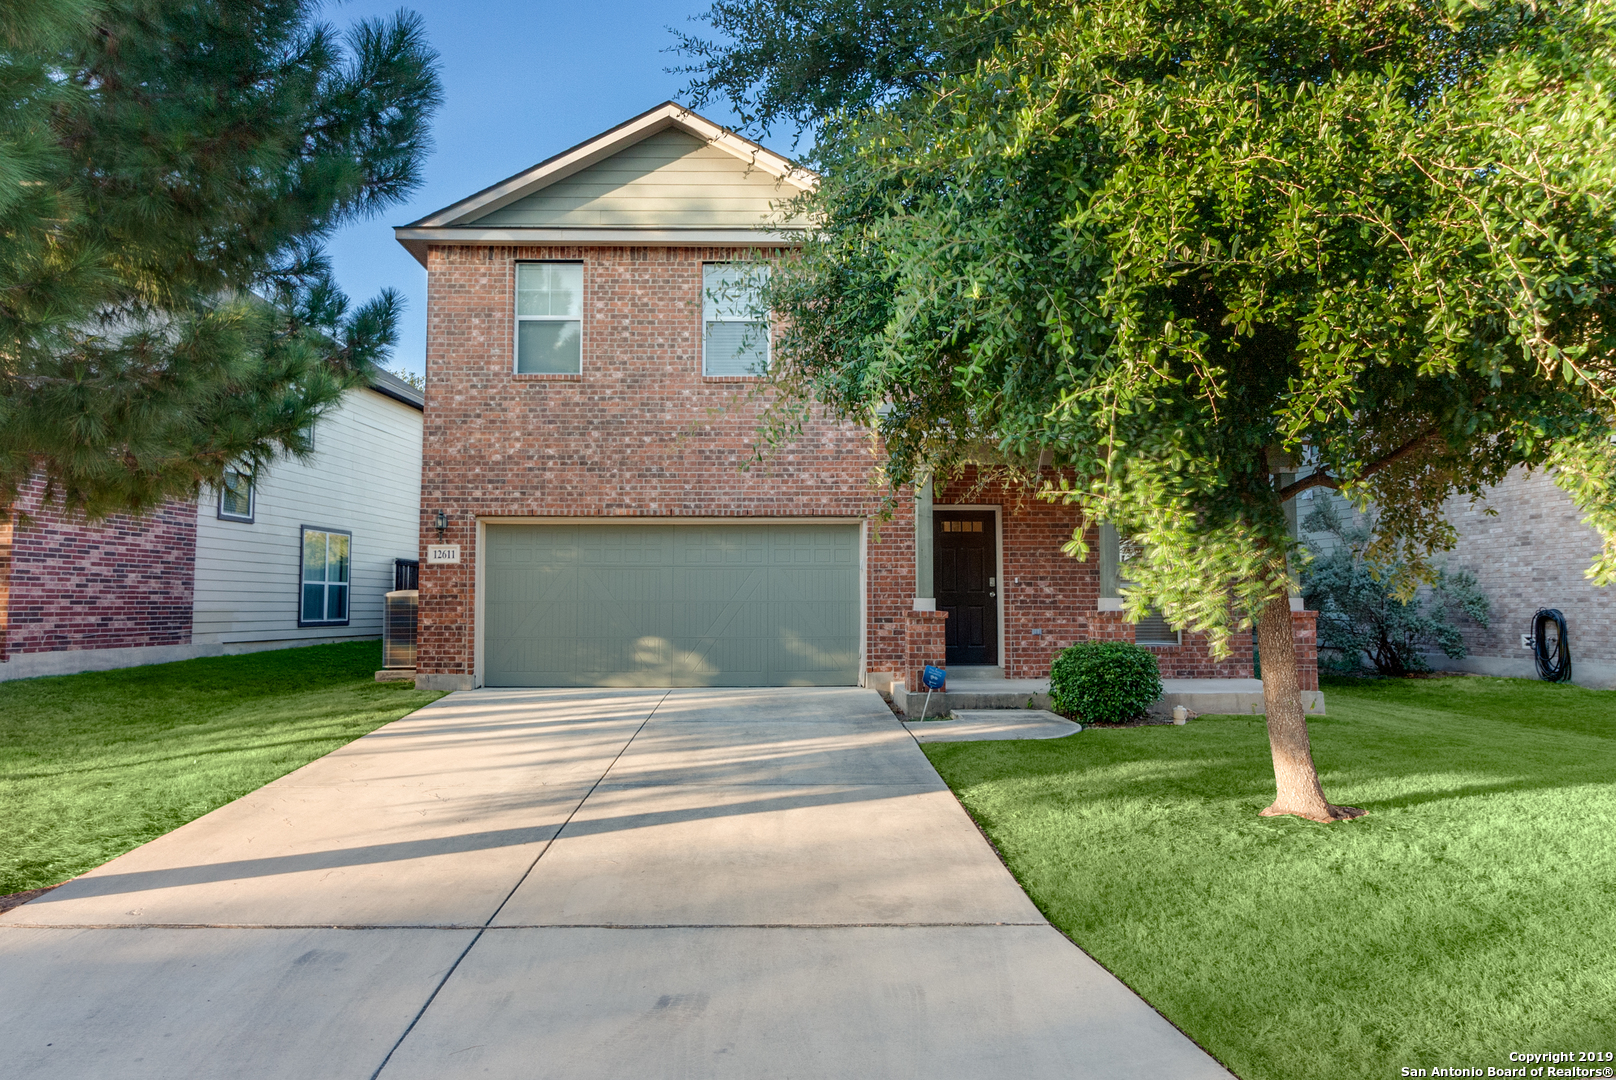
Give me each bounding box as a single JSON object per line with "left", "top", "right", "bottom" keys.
{"left": 904, "top": 610, "right": 949, "bottom": 691}
{"left": 1292, "top": 609, "right": 1319, "bottom": 691}
{"left": 0, "top": 506, "right": 10, "bottom": 662}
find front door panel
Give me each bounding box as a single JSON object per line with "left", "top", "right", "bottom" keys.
{"left": 935, "top": 511, "right": 998, "bottom": 666}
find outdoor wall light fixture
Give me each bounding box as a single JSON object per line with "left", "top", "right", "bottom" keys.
{"left": 435, "top": 510, "right": 448, "bottom": 539}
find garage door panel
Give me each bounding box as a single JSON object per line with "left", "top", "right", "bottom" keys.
{"left": 485, "top": 524, "right": 859, "bottom": 687}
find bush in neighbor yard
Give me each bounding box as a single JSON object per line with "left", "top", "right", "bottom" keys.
{"left": 1302, "top": 499, "right": 1492, "bottom": 677}
{"left": 1049, "top": 641, "right": 1163, "bottom": 724}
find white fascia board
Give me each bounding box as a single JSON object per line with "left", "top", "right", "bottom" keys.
{"left": 395, "top": 226, "right": 806, "bottom": 266}
{"left": 406, "top": 102, "right": 816, "bottom": 231}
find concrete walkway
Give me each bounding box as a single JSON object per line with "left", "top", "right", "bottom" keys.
{"left": 0, "top": 688, "right": 1232, "bottom": 1079}
{"left": 904, "top": 708, "right": 1083, "bottom": 742}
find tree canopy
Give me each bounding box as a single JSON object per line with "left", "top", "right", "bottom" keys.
{"left": 684, "top": 0, "right": 1616, "bottom": 819}
{"left": 0, "top": 0, "right": 442, "bottom": 519}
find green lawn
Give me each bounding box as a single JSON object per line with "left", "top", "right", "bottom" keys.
{"left": 923, "top": 676, "right": 1616, "bottom": 1080}
{"left": 0, "top": 641, "right": 441, "bottom": 897}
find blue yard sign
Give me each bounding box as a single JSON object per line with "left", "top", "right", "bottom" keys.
{"left": 920, "top": 665, "right": 946, "bottom": 719}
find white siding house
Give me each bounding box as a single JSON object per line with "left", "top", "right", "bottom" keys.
{"left": 0, "top": 372, "right": 423, "bottom": 681}
{"left": 192, "top": 375, "right": 424, "bottom": 652}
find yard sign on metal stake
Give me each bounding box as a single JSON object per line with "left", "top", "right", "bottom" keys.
{"left": 921, "top": 665, "right": 946, "bottom": 719}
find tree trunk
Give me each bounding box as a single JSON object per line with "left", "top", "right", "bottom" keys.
{"left": 1256, "top": 592, "right": 1364, "bottom": 822}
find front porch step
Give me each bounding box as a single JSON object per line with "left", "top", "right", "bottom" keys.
{"left": 895, "top": 679, "right": 1052, "bottom": 717}
{"left": 892, "top": 677, "right": 1325, "bottom": 719}
{"left": 945, "top": 665, "right": 1006, "bottom": 681}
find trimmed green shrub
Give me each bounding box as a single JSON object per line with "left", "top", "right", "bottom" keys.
{"left": 1049, "top": 641, "right": 1164, "bottom": 723}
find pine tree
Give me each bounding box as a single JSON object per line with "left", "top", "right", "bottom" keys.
{"left": 0, "top": 0, "right": 442, "bottom": 520}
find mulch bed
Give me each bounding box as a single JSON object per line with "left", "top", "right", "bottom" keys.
{"left": 0, "top": 885, "right": 61, "bottom": 915}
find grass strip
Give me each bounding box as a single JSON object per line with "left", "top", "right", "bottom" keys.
{"left": 1, "top": 641, "right": 441, "bottom": 895}
{"left": 922, "top": 676, "right": 1616, "bottom": 1080}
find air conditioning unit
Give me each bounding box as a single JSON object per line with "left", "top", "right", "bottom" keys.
{"left": 394, "top": 558, "right": 419, "bottom": 591}
{"left": 383, "top": 589, "right": 419, "bottom": 670}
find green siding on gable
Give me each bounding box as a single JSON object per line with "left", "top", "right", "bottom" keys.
{"left": 471, "top": 130, "right": 806, "bottom": 229}
{"left": 484, "top": 523, "right": 860, "bottom": 687}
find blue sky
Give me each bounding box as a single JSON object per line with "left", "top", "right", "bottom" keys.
{"left": 323, "top": 0, "right": 754, "bottom": 378}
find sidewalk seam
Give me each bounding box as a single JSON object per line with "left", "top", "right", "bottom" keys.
{"left": 365, "top": 689, "right": 671, "bottom": 1080}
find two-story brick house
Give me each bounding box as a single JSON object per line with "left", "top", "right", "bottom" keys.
{"left": 400, "top": 103, "right": 1305, "bottom": 697}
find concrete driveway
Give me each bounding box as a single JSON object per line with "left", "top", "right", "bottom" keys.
{"left": 0, "top": 687, "right": 1232, "bottom": 1079}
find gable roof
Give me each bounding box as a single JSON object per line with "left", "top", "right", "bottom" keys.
{"left": 394, "top": 103, "right": 816, "bottom": 265}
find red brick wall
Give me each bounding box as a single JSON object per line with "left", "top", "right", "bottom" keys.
{"left": 1292, "top": 610, "right": 1319, "bottom": 691}
{"left": 904, "top": 609, "right": 949, "bottom": 690}
{"left": 933, "top": 470, "right": 1254, "bottom": 679}
{"left": 416, "top": 243, "right": 1277, "bottom": 686}
{"left": 3, "top": 478, "right": 195, "bottom": 656}
{"left": 418, "top": 244, "right": 895, "bottom": 680}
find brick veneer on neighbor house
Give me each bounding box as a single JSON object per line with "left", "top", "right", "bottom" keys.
{"left": 1444, "top": 467, "right": 1616, "bottom": 670}
{"left": 416, "top": 243, "right": 1305, "bottom": 688}
{"left": 0, "top": 478, "right": 194, "bottom": 661}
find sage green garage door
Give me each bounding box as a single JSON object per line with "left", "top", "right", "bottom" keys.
{"left": 484, "top": 523, "right": 861, "bottom": 687}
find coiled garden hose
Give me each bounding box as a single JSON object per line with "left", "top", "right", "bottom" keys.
{"left": 1533, "top": 608, "right": 1573, "bottom": 683}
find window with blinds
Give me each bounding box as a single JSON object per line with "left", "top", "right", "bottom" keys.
{"left": 703, "top": 263, "right": 770, "bottom": 376}
{"left": 1115, "top": 533, "right": 1180, "bottom": 645}
{"left": 1132, "top": 611, "right": 1181, "bottom": 646}
{"left": 516, "top": 262, "right": 583, "bottom": 374}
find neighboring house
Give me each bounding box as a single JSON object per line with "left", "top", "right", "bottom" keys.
{"left": 1437, "top": 468, "right": 1614, "bottom": 687}
{"left": 398, "top": 102, "right": 1317, "bottom": 694}
{"left": 1295, "top": 468, "right": 1614, "bottom": 688}
{"left": 0, "top": 372, "right": 424, "bottom": 680}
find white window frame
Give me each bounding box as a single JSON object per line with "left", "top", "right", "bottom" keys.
{"left": 702, "top": 262, "right": 771, "bottom": 377}
{"left": 217, "top": 467, "right": 255, "bottom": 523}
{"left": 299, "top": 526, "right": 352, "bottom": 628}
{"left": 514, "top": 261, "right": 584, "bottom": 375}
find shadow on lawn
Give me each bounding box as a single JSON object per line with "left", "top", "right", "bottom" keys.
{"left": 927, "top": 696, "right": 1616, "bottom": 819}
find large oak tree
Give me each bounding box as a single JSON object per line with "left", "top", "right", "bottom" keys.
{"left": 684, "top": 0, "right": 1616, "bottom": 821}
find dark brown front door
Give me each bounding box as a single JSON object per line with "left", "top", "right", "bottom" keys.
{"left": 935, "top": 511, "right": 998, "bottom": 666}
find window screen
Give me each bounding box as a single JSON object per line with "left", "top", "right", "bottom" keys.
{"left": 300, "top": 528, "right": 351, "bottom": 625}
{"left": 703, "top": 263, "right": 770, "bottom": 376}
{"left": 516, "top": 262, "right": 583, "bottom": 373}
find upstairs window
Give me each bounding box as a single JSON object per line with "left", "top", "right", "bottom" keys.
{"left": 703, "top": 263, "right": 770, "bottom": 376}
{"left": 218, "top": 468, "right": 255, "bottom": 522}
{"left": 300, "top": 527, "right": 351, "bottom": 626}
{"left": 516, "top": 262, "right": 583, "bottom": 373}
